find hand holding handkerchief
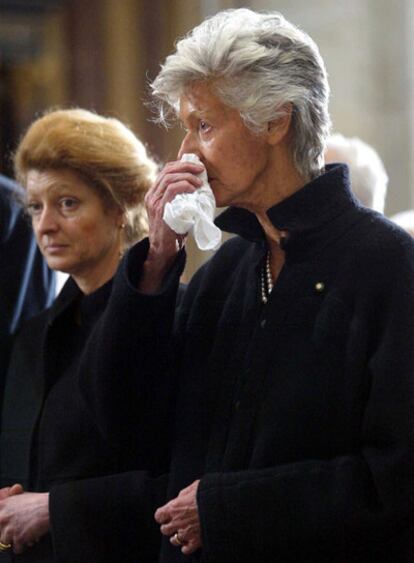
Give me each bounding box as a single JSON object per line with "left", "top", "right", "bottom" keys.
{"left": 162, "top": 153, "right": 222, "bottom": 251}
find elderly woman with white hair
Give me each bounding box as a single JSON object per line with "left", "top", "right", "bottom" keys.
{"left": 76, "top": 8, "right": 414, "bottom": 562}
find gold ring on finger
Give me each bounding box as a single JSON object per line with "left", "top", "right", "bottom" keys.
{"left": 172, "top": 532, "right": 185, "bottom": 546}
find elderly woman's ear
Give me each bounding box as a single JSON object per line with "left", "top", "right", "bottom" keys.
{"left": 266, "top": 103, "right": 293, "bottom": 145}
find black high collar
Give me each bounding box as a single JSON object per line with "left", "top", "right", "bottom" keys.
{"left": 47, "top": 276, "right": 113, "bottom": 327}
{"left": 215, "top": 164, "right": 359, "bottom": 250}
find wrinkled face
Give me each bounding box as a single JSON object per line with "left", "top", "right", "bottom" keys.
{"left": 26, "top": 168, "right": 122, "bottom": 282}
{"left": 178, "top": 81, "right": 271, "bottom": 209}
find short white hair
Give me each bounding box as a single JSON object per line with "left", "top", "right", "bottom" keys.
{"left": 390, "top": 210, "right": 414, "bottom": 236}
{"left": 151, "top": 8, "right": 331, "bottom": 180}
{"left": 325, "top": 133, "right": 388, "bottom": 213}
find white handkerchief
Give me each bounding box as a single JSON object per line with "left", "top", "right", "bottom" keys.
{"left": 163, "top": 153, "right": 222, "bottom": 251}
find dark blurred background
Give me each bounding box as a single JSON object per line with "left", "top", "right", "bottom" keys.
{"left": 0, "top": 0, "right": 203, "bottom": 177}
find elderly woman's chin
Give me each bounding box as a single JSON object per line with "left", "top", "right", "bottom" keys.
{"left": 209, "top": 182, "right": 231, "bottom": 209}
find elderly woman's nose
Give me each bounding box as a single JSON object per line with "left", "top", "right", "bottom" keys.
{"left": 178, "top": 132, "right": 200, "bottom": 160}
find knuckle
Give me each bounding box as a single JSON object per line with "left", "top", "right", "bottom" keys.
{"left": 163, "top": 161, "right": 177, "bottom": 170}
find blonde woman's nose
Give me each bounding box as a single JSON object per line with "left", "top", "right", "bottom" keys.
{"left": 34, "top": 206, "right": 59, "bottom": 235}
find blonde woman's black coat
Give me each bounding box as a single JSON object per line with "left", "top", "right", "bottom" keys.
{"left": 0, "top": 274, "right": 174, "bottom": 563}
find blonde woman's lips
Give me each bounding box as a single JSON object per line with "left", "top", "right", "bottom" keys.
{"left": 44, "top": 244, "right": 68, "bottom": 254}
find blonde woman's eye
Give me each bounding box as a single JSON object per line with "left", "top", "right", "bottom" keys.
{"left": 60, "top": 198, "right": 78, "bottom": 210}
{"left": 26, "top": 202, "right": 42, "bottom": 216}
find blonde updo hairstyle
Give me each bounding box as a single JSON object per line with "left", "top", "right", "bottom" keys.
{"left": 14, "top": 108, "right": 157, "bottom": 247}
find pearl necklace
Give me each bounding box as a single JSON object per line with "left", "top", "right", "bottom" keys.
{"left": 260, "top": 250, "right": 273, "bottom": 304}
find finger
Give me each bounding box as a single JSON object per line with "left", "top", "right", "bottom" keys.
{"left": 154, "top": 505, "right": 170, "bottom": 524}
{"left": 160, "top": 522, "right": 178, "bottom": 536}
{"left": 146, "top": 159, "right": 203, "bottom": 198}
{"left": 9, "top": 484, "right": 23, "bottom": 496}
{"left": 170, "top": 534, "right": 180, "bottom": 547}
{"left": 162, "top": 160, "right": 204, "bottom": 175}
{"left": 152, "top": 175, "right": 202, "bottom": 205}
{"left": 154, "top": 163, "right": 204, "bottom": 190}
{"left": 151, "top": 169, "right": 203, "bottom": 200}
{"left": 181, "top": 538, "right": 201, "bottom": 555}
{"left": 145, "top": 181, "right": 199, "bottom": 218}
{"left": 149, "top": 182, "right": 197, "bottom": 211}
{"left": 160, "top": 172, "right": 203, "bottom": 189}
{"left": 162, "top": 514, "right": 201, "bottom": 540}
{"left": 170, "top": 532, "right": 187, "bottom": 547}
{"left": 0, "top": 539, "right": 12, "bottom": 551}
{"left": 0, "top": 487, "right": 11, "bottom": 500}
{"left": 160, "top": 182, "right": 198, "bottom": 206}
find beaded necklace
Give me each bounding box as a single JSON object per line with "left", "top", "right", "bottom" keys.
{"left": 260, "top": 250, "right": 273, "bottom": 304}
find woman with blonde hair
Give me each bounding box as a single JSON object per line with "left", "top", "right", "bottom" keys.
{"left": 0, "top": 109, "right": 169, "bottom": 562}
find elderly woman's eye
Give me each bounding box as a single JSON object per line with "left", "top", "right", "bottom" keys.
{"left": 199, "top": 120, "right": 211, "bottom": 132}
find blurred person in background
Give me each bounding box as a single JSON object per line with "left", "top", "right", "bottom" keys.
{"left": 325, "top": 133, "right": 388, "bottom": 213}
{"left": 390, "top": 209, "right": 414, "bottom": 237}
{"left": 98, "top": 8, "right": 414, "bottom": 562}
{"left": 0, "top": 108, "right": 171, "bottom": 563}
{"left": 325, "top": 132, "right": 388, "bottom": 212}
{"left": 0, "top": 175, "right": 55, "bottom": 382}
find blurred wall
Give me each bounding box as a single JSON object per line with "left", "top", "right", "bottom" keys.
{"left": 238, "top": 0, "right": 414, "bottom": 216}
{"left": 0, "top": 0, "right": 201, "bottom": 170}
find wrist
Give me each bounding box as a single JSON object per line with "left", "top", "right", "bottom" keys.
{"left": 139, "top": 249, "right": 178, "bottom": 294}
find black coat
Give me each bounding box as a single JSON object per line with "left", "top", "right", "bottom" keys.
{"left": 0, "top": 272, "right": 174, "bottom": 563}
{"left": 105, "top": 164, "right": 414, "bottom": 563}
